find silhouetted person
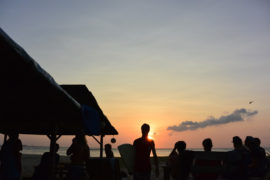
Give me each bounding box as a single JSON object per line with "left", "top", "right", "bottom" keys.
{"left": 133, "top": 123, "right": 159, "bottom": 180}
{"left": 244, "top": 136, "right": 254, "bottom": 152}
{"left": 104, "top": 143, "right": 125, "bottom": 179}
{"left": 243, "top": 136, "right": 265, "bottom": 177}
{"left": 0, "top": 133, "right": 22, "bottom": 180}
{"left": 66, "top": 133, "right": 90, "bottom": 180}
{"left": 248, "top": 137, "right": 266, "bottom": 178}
{"left": 193, "top": 138, "right": 221, "bottom": 180}
{"left": 253, "top": 138, "right": 266, "bottom": 159}
{"left": 202, "top": 138, "right": 212, "bottom": 152}
{"left": 105, "top": 144, "right": 114, "bottom": 158}
{"left": 168, "top": 141, "right": 194, "bottom": 180}
{"left": 32, "top": 143, "right": 60, "bottom": 180}
{"left": 224, "top": 136, "right": 249, "bottom": 180}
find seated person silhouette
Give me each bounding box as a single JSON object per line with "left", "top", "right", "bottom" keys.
{"left": 168, "top": 141, "right": 194, "bottom": 180}
{"left": 248, "top": 137, "right": 267, "bottom": 178}
{"left": 223, "top": 136, "right": 249, "bottom": 180}
{"left": 66, "top": 133, "right": 90, "bottom": 180}
{"left": 0, "top": 133, "right": 23, "bottom": 180}
{"left": 193, "top": 138, "right": 221, "bottom": 180}
{"left": 32, "top": 143, "right": 60, "bottom": 180}
{"left": 104, "top": 143, "right": 125, "bottom": 179}
{"left": 105, "top": 144, "right": 114, "bottom": 158}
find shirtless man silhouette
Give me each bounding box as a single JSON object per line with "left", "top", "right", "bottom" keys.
{"left": 133, "top": 123, "right": 159, "bottom": 180}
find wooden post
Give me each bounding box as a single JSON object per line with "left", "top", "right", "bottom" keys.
{"left": 49, "top": 125, "right": 57, "bottom": 180}
{"left": 100, "top": 135, "right": 104, "bottom": 158}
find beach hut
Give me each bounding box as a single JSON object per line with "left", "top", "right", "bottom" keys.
{"left": 0, "top": 28, "right": 83, "bottom": 179}
{"left": 0, "top": 27, "right": 117, "bottom": 149}
{"left": 61, "top": 84, "right": 118, "bottom": 157}
{"left": 0, "top": 28, "right": 83, "bottom": 140}
{"left": 0, "top": 28, "right": 118, "bottom": 177}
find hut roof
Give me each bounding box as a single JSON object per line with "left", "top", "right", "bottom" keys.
{"left": 0, "top": 28, "right": 83, "bottom": 135}
{"left": 61, "top": 85, "right": 118, "bottom": 135}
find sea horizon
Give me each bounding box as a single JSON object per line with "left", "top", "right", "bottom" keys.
{"left": 19, "top": 145, "right": 270, "bottom": 157}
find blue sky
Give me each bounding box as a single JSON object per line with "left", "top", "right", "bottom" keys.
{"left": 1, "top": 0, "right": 270, "bottom": 148}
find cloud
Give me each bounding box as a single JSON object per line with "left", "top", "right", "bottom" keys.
{"left": 167, "top": 108, "right": 258, "bottom": 132}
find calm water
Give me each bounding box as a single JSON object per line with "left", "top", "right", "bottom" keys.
{"left": 21, "top": 146, "right": 270, "bottom": 157}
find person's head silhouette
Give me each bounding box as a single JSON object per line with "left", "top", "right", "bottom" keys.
{"left": 141, "top": 123, "right": 150, "bottom": 138}
{"left": 105, "top": 144, "right": 112, "bottom": 152}
{"left": 202, "top": 138, "right": 213, "bottom": 152}
{"left": 8, "top": 132, "right": 19, "bottom": 140}
{"left": 175, "top": 141, "right": 186, "bottom": 153}
{"left": 253, "top": 137, "right": 261, "bottom": 148}
{"left": 232, "top": 136, "right": 242, "bottom": 149}
{"left": 245, "top": 136, "right": 255, "bottom": 151}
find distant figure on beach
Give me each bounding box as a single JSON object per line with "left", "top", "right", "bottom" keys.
{"left": 32, "top": 143, "right": 60, "bottom": 180}
{"left": 168, "top": 141, "right": 194, "bottom": 180}
{"left": 0, "top": 133, "right": 23, "bottom": 180}
{"left": 193, "top": 138, "right": 221, "bottom": 180}
{"left": 133, "top": 123, "right": 159, "bottom": 180}
{"left": 105, "top": 144, "right": 114, "bottom": 158}
{"left": 223, "top": 136, "right": 249, "bottom": 180}
{"left": 66, "top": 133, "right": 90, "bottom": 180}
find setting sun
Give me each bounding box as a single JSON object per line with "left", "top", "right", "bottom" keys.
{"left": 148, "top": 132, "right": 154, "bottom": 140}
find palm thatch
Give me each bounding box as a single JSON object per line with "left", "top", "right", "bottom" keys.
{"left": 61, "top": 85, "right": 118, "bottom": 135}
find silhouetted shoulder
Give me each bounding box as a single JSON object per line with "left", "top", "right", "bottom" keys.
{"left": 149, "top": 139, "right": 155, "bottom": 147}
{"left": 133, "top": 138, "right": 141, "bottom": 145}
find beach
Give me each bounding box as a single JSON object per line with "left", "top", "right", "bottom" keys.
{"left": 21, "top": 146, "right": 270, "bottom": 179}
{"left": 19, "top": 151, "right": 270, "bottom": 180}
{"left": 21, "top": 154, "right": 167, "bottom": 180}
{"left": 22, "top": 154, "right": 69, "bottom": 177}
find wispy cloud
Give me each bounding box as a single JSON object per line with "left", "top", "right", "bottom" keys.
{"left": 167, "top": 108, "right": 258, "bottom": 132}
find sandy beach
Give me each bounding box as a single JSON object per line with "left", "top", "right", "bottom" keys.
{"left": 21, "top": 154, "right": 167, "bottom": 180}
{"left": 22, "top": 154, "right": 270, "bottom": 180}
{"left": 22, "top": 154, "right": 69, "bottom": 177}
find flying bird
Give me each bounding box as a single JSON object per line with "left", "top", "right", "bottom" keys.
{"left": 249, "top": 101, "right": 253, "bottom": 104}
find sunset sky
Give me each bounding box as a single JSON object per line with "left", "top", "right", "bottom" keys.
{"left": 1, "top": 0, "right": 270, "bottom": 149}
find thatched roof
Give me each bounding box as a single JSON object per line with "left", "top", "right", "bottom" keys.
{"left": 0, "top": 28, "right": 118, "bottom": 137}
{"left": 0, "top": 28, "right": 83, "bottom": 135}
{"left": 61, "top": 85, "right": 118, "bottom": 135}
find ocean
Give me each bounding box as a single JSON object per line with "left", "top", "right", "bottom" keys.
{"left": 22, "top": 146, "right": 270, "bottom": 157}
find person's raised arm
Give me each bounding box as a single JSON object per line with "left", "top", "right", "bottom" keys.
{"left": 169, "top": 145, "right": 177, "bottom": 157}
{"left": 151, "top": 141, "right": 159, "bottom": 178}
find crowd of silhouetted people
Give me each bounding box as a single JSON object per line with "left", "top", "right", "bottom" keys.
{"left": 168, "top": 136, "right": 268, "bottom": 180}
{"left": 0, "top": 130, "right": 269, "bottom": 180}
{"left": 0, "top": 132, "right": 118, "bottom": 180}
